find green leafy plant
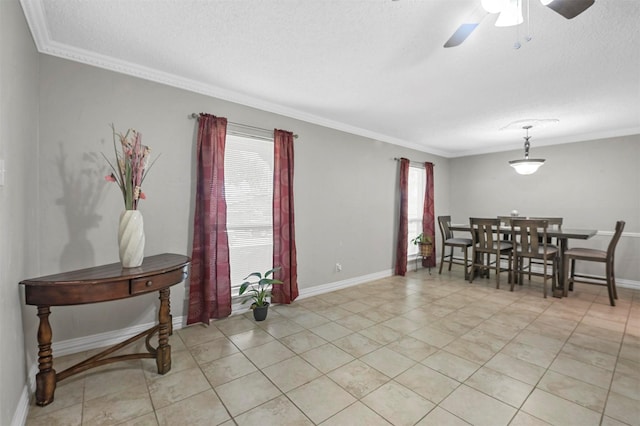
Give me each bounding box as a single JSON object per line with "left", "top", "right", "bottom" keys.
{"left": 411, "top": 233, "right": 433, "bottom": 245}
{"left": 239, "top": 267, "right": 283, "bottom": 308}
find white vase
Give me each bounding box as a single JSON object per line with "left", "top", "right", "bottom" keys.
{"left": 118, "top": 210, "right": 145, "bottom": 268}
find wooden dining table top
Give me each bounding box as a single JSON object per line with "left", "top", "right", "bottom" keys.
{"left": 449, "top": 225, "right": 597, "bottom": 240}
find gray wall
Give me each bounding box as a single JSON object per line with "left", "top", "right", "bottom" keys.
{"left": 449, "top": 136, "right": 640, "bottom": 282}
{"left": 0, "top": 0, "right": 40, "bottom": 424}
{"left": 28, "top": 55, "right": 449, "bottom": 348}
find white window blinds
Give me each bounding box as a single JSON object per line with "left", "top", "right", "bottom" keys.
{"left": 224, "top": 134, "right": 274, "bottom": 296}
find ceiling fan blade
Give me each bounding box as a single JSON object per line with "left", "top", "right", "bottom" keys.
{"left": 443, "top": 6, "right": 488, "bottom": 48}
{"left": 444, "top": 23, "right": 480, "bottom": 47}
{"left": 544, "top": 0, "right": 595, "bottom": 19}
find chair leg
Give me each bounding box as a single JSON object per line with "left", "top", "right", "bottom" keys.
{"left": 469, "top": 250, "right": 476, "bottom": 283}
{"left": 439, "top": 245, "right": 445, "bottom": 275}
{"left": 463, "top": 247, "right": 469, "bottom": 280}
{"left": 542, "top": 256, "right": 548, "bottom": 299}
{"left": 550, "top": 256, "right": 558, "bottom": 298}
{"left": 448, "top": 247, "right": 454, "bottom": 271}
{"left": 569, "top": 258, "right": 575, "bottom": 292}
{"left": 553, "top": 256, "right": 558, "bottom": 293}
{"left": 518, "top": 257, "right": 524, "bottom": 288}
{"left": 509, "top": 251, "right": 514, "bottom": 284}
{"left": 495, "top": 252, "right": 500, "bottom": 289}
{"left": 563, "top": 256, "right": 571, "bottom": 297}
{"left": 605, "top": 260, "right": 616, "bottom": 306}
{"left": 610, "top": 258, "right": 618, "bottom": 300}
{"left": 510, "top": 255, "right": 516, "bottom": 292}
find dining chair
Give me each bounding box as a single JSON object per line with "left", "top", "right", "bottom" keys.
{"left": 526, "top": 217, "right": 563, "bottom": 280}
{"left": 510, "top": 218, "right": 558, "bottom": 298}
{"left": 437, "top": 216, "right": 472, "bottom": 279}
{"left": 469, "top": 218, "right": 513, "bottom": 288}
{"left": 563, "top": 220, "right": 625, "bottom": 306}
{"left": 498, "top": 216, "right": 521, "bottom": 278}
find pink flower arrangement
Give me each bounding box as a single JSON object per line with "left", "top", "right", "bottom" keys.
{"left": 103, "top": 124, "right": 157, "bottom": 210}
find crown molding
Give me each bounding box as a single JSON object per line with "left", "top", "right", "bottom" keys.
{"left": 19, "top": 0, "right": 638, "bottom": 160}
{"left": 20, "top": 0, "right": 452, "bottom": 158}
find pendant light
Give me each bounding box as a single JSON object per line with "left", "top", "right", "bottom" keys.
{"left": 509, "top": 125, "right": 545, "bottom": 175}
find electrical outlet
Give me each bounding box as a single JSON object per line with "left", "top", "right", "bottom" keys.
{"left": 335, "top": 263, "right": 342, "bottom": 272}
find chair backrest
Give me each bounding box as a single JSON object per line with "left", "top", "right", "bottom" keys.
{"left": 511, "top": 218, "right": 549, "bottom": 256}
{"left": 438, "top": 216, "right": 453, "bottom": 240}
{"left": 528, "top": 217, "right": 562, "bottom": 243}
{"left": 529, "top": 217, "right": 563, "bottom": 229}
{"left": 607, "top": 221, "right": 626, "bottom": 259}
{"left": 470, "top": 217, "right": 500, "bottom": 251}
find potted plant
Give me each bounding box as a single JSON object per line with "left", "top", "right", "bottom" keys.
{"left": 239, "top": 267, "right": 282, "bottom": 321}
{"left": 411, "top": 233, "right": 433, "bottom": 257}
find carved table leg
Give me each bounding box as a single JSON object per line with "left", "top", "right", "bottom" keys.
{"left": 35, "top": 306, "right": 57, "bottom": 406}
{"left": 156, "top": 288, "right": 172, "bottom": 374}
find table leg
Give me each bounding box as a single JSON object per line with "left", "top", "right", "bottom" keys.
{"left": 35, "top": 306, "right": 56, "bottom": 406}
{"left": 156, "top": 288, "right": 172, "bottom": 374}
{"left": 552, "top": 238, "right": 568, "bottom": 298}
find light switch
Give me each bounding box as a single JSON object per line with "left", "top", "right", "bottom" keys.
{"left": 0, "top": 159, "right": 5, "bottom": 186}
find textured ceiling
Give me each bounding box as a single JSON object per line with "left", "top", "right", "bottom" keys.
{"left": 20, "top": 0, "right": 640, "bottom": 157}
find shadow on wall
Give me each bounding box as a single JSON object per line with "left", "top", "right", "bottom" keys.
{"left": 56, "top": 143, "right": 107, "bottom": 271}
{"left": 181, "top": 124, "right": 199, "bottom": 320}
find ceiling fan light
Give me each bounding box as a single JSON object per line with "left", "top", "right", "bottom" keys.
{"left": 495, "top": 0, "right": 523, "bottom": 26}
{"left": 509, "top": 159, "right": 545, "bottom": 175}
{"left": 481, "top": 0, "right": 509, "bottom": 14}
{"left": 539, "top": 0, "right": 554, "bottom": 5}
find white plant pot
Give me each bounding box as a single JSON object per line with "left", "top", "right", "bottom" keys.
{"left": 118, "top": 210, "right": 145, "bottom": 268}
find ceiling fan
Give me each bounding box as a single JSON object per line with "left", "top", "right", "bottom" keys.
{"left": 443, "top": 0, "right": 595, "bottom": 48}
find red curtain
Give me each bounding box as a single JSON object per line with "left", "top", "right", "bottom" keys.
{"left": 395, "top": 158, "right": 410, "bottom": 276}
{"left": 272, "top": 129, "right": 298, "bottom": 304}
{"left": 422, "top": 162, "right": 436, "bottom": 268}
{"left": 187, "top": 114, "right": 232, "bottom": 324}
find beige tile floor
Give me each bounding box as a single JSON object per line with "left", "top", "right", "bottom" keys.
{"left": 26, "top": 269, "right": 640, "bottom": 425}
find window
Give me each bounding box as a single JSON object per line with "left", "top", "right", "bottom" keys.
{"left": 407, "top": 165, "right": 425, "bottom": 257}
{"left": 224, "top": 134, "right": 274, "bottom": 296}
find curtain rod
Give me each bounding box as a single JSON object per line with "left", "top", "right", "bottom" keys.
{"left": 190, "top": 113, "right": 298, "bottom": 139}
{"left": 394, "top": 157, "right": 434, "bottom": 167}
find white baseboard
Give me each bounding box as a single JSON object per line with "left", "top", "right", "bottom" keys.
{"left": 52, "top": 315, "right": 186, "bottom": 358}
{"left": 296, "top": 269, "right": 394, "bottom": 300}
{"left": 10, "top": 385, "right": 29, "bottom": 426}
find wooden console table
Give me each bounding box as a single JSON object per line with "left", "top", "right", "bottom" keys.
{"left": 20, "top": 253, "right": 190, "bottom": 407}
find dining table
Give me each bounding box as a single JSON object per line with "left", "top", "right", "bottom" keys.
{"left": 449, "top": 224, "right": 597, "bottom": 297}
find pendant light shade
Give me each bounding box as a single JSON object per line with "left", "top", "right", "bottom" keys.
{"left": 509, "top": 125, "right": 545, "bottom": 175}
{"left": 509, "top": 158, "right": 545, "bottom": 175}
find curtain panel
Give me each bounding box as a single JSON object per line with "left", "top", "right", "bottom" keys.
{"left": 272, "top": 129, "right": 298, "bottom": 304}
{"left": 395, "top": 158, "right": 410, "bottom": 276}
{"left": 187, "top": 114, "right": 232, "bottom": 324}
{"left": 271, "top": 129, "right": 298, "bottom": 304}
{"left": 422, "top": 162, "right": 436, "bottom": 268}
